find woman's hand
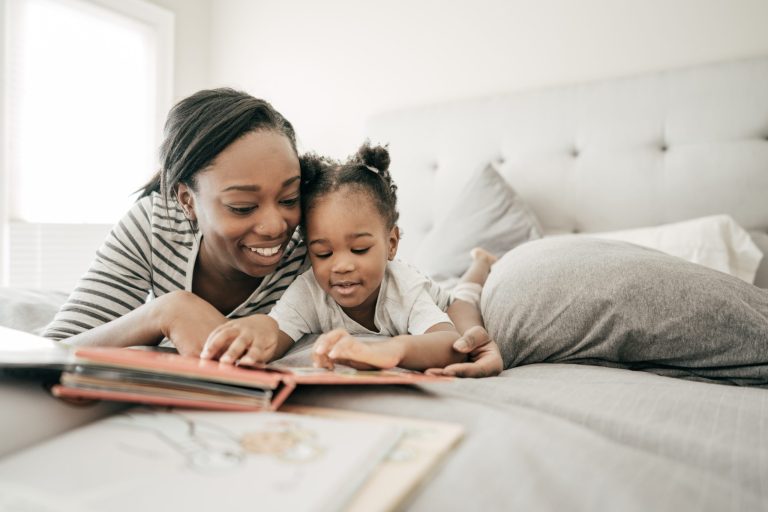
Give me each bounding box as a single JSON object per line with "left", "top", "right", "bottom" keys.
{"left": 157, "top": 291, "right": 228, "bottom": 357}
{"left": 312, "top": 329, "right": 405, "bottom": 370}
{"left": 426, "top": 325, "right": 503, "bottom": 377}
{"left": 200, "top": 314, "right": 285, "bottom": 365}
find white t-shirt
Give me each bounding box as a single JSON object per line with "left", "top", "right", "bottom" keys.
{"left": 269, "top": 259, "right": 452, "bottom": 341}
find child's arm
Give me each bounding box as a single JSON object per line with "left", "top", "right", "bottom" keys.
{"left": 313, "top": 323, "right": 465, "bottom": 372}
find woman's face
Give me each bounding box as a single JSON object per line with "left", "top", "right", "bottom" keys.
{"left": 178, "top": 130, "right": 301, "bottom": 281}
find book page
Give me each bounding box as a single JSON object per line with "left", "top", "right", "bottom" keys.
{"left": 283, "top": 405, "right": 465, "bottom": 512}
{"left": 0, "top": 408, "right": 401, "bottom": 512}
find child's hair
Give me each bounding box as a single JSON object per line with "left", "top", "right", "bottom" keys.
{"left": 139, "top": 88, "right": 299, "bottom": 206}
{"left": 299, "top": 142, "right": 399, "bottom": 232}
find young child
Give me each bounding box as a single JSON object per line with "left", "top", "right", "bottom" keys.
{"left": 265, "top": 142, "right": 495, "bottom": 372}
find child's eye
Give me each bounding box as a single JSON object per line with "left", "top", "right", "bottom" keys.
{"left": 227, "top": 205, "right": 256, "bottom": 215}
{"left": 351, "top": 248, "right": 370, "bottom": 255}
{"left": 280, "top": 196, "right": 299, "bottom": 207}
{"left": 313, "top": 252, "right": 331, "bottom": 259}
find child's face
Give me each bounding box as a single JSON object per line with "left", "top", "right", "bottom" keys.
{"left": 305, "top": 187, "right": 399, "bottom": 315}
{"left": 177, "top": 130, "right": 301, "bottom": 281}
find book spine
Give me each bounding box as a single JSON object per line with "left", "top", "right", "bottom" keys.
{"left": 269, "top": 379, "right": 297, "bottom": 411}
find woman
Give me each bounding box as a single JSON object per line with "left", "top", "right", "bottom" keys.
{"left": 44, "top": 88, "right": 501, "bottom": 377}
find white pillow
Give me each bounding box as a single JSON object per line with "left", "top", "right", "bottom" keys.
{"left": 583, "top": 215, "right": 764, "bottom": 284}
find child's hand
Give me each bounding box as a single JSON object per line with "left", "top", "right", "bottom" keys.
{"left": 313, "top": 329, "right": 405, "bottom": 370}
{"left": 200, "top": 315, "right": 281, "bottom": 365}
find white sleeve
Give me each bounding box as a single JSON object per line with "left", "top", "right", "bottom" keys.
{"left": 267, "top": 274, "right": 321, "bottom": 342}
{"left": 394, "top": 259, "right": 452, "bottom": 311}
{"left": 424, "top": 277, "right": 453, "bottom": 311}
{"left": 407, "top": 289, "right": 453, "bottom": 335}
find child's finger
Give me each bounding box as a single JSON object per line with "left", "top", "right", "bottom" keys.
{"left": 219, "top": 336, "right": 250, "bottom": 364}
{"left": 327, "top": 336, "right": 361, "bottom": 359}
{"left": 312, "top": 350, "right": 334, "bottom": 370}
{"left": 314, "top": 329, "right": 348, "bottom": 355}
{"left": 238, "top": 337, "right": 275, "bottom": 366}
{"left": 201, "top": 326, "right": 237, "bottom": 359}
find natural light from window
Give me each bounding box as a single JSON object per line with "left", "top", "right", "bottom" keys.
{"left": 8, "top": 0, "right": 158, "bottom": 223}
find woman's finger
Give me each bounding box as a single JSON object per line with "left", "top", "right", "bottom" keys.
{"left": 440, "top": 362, "right": 493, "bottom": 378}
{"left": 453, "top": 326, "right": 491, "bottom": 353}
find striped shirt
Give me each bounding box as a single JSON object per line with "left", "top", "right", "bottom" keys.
{"left": 43, "top": 192, "right": 309, "bottom": 343}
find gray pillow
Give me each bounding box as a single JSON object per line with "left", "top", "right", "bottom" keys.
{"left": 411, "top": 163, "right": 542, "bottom": 281}
{"left": 481, "top": 237, "right": 768, "bottom": 387}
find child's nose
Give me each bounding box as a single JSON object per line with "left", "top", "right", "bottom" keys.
{"left": 331, "top": 257, "right": 355, "bottom": 273}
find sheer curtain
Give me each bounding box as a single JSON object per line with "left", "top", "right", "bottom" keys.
{"left": 2, "top": 0, "right": 173, "bottom": 290}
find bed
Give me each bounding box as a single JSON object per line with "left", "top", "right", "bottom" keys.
{"left": 2, "top": 56, "right": 768, "bottom": 510}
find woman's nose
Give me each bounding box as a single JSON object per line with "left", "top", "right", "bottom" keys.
{"left": 253, "top": 206, "right": 287, "bottom": 238}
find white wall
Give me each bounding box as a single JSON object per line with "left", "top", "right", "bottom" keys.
{"left": 209, "top": 0, "right": 768, "bottom": 159}
{"left": 146, "top": 0, "right": 212, "bottom": 100}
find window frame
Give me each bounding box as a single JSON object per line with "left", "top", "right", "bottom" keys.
{"left": 0, "top": 0, "right": 174, "bottom": 286}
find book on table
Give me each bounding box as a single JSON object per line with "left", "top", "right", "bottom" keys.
{"left": 0, "top": 325, "right": 450, "bottom": 411}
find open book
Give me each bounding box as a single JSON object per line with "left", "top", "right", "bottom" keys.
{"left": 0, "top": 326, "right": 449, "bottom": 411}
{"left": 0, "top": 407, "right": 404, "bottom": 512}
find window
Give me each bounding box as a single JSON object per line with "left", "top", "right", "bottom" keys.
{"left": 1, "top": 0, "right": 173, "bottom": 289}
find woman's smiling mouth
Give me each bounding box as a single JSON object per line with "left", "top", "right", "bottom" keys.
{"left": 250, "top": 245, "right": 281, "bottom": 256}
{"left": 243, "top": 243, "right": 284, "bottom": 264}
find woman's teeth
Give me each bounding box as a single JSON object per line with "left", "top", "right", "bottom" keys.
{"left": 250, "top": 245, "right": 280, "bottom": 256}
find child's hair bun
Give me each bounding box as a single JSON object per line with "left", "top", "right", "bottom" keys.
{"left": 299, "top": 152, "right": 335, "bottom": 183}
{"left": 354, "top": 141, "right": 390, "bottom": 174}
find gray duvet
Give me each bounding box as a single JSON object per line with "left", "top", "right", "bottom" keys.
{"left": 282, "top": 340, "right": 768, "bottom": 511}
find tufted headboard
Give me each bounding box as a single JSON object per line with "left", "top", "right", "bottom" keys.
{"left": 365, "top": 56, "right": 768, "bottom": 285}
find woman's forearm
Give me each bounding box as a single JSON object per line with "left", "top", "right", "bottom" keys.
{"left": 61, "top": 291, "right": 227, "bottom": 354}
{"left": 60, "top": 294, "right": 172, "bottom": 348}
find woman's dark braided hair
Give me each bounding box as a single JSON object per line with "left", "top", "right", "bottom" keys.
{"left": 299, "top": 142, "right": 399, "bottom": 234}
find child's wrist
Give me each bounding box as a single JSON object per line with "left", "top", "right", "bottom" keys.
{"left": 389, "top": 336, "right": 409, "bottom": 364}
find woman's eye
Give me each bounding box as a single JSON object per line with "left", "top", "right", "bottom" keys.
{"left": 280, "top": 196, "right": 300, "bottom": 207}
{"left": 351, "top": 248, "right": 370, "bottom": 255}
{"left": 227, "top": 205, "right": 256, "bottom": 215}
